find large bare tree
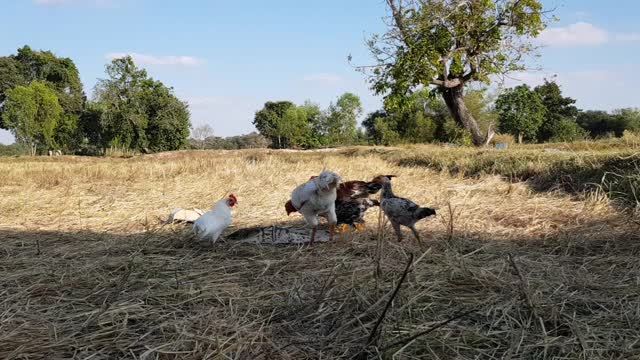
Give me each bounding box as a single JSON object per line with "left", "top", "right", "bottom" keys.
{"left": 360, "top": 0, "right": 548, "bottom": 146}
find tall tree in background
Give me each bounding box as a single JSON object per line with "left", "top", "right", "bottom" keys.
{"left": 94, "top": 57, "right": 150, "bottom": 150}
{"left": 12, "top": 46, "right": 85, "bottom": 115}
{"left": 1, "top": 46, "right": 85, "bottom": 151}
{"left": 323, "top": 93, "right": 362, "bottom": 145}
{"left": 361, "top": 0, "right": 547, "bottom": 146}
{"left": 0, "top": 57, "right": 26, "bottom": 110}
{"left": 2, "top": 82, "right": 62, "bottom": 155}
{"left": 142, "top": 80, "right": 191, "bottom": 152}
{"left": 253, "top": 101, "right": 295, "bottom": 148}
{"left": 94, "top": 56, "right": 190, "bottom": 152}
{"left": 495, "top": 84, "right": 545, "bottom": 143}
{"left": 533, "top": 79, "right": 580, "bottom": 141}
{"left": 191, "top": 124, "right": 214, "bottom": 149}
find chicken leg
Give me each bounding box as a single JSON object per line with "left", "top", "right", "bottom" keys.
{"left": 309, "top": 226, "right": 317, "bottom": 245}
{"left": 391, "top": 221, "right": 403, "bottom": 242}
{"left": 410, "top": 225, "right": 422, "bottom": 245}
{"left": 329, "top": 223, "right": 336, "bottom": 241}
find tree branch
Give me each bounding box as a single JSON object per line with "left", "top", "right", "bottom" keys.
{"left": 387, "top": 0, "right": 411, "bottom": 46}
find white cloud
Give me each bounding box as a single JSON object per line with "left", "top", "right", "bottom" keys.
{"left": 538, "top": 22, "right": 609, "bottom": 47}
{"left": 614, "top": 33, "right": 640, "bottom": 42}
{"left": 105, "top": 52, "right": 206, "bottom": 67}
{"left": 538, "top": 22, "right": 640, "bottom": 47}
{"left": 302, "top": 73, "right": 343, "bottom": 84}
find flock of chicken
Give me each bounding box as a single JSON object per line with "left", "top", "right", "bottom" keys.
{"left": 193, "top": 171, "right": 437, "bottom": 245}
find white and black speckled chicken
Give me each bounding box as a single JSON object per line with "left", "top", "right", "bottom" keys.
{"left": 379, "top": 176, "right": 436, "bottom": 243}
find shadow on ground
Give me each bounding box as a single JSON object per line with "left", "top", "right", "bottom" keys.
{"left": 1, "top": 219, "right": 640, "bottom": 359}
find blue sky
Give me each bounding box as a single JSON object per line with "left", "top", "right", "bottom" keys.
{"left": 1, "top": 0, "right": 639, "bottom": 144}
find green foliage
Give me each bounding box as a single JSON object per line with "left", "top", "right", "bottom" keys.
{"left": 495, "top": 85, "right": 545, "bottom": 143}
{"left": 613, "top": 108, "right": 640, "bottom": 133}
{"left": 442, "top": 119, "right": 473, "bottom": 146}
{"left": 464, "top": 89, "right": 498, "bottom": 134}
{"left": 77, "top": 102, "right": 105, "bottom": 150}
{"left": 577, "top": 110, "right": 636, "bottom": 138}
{"left": 324, "top": 93, "right": 362, "bottom": 146}
{"left": 12, "top": 46, "right": 85, "bottom": 115}
{"left": 2, "top": 82, "right": 62, "bottom": 155}
{"left": 547, "top": 118, "right": 588, "bottom": 143}
{"left": 0, "top": 57, "right": 26, "bottom": 114}
{"left": 374, "top": 117, "right": 401, "bottom": 145}
{"left": 142, "top": 80, "right": 190, "bottom": 152}
{"left": 253, "top": 94, "right": 362, "bottom": 148}
{"left": 94, "top": 56, "right": 190, "bottom": 152}
{"left": 253, "top": 101, "right": 295, "bottom": 148}
{"left": 0, "top": 143, "right": 29, "bottom": 156}
{"left": 363, "top": 0, "right": 546, "bottom": 145}
{"left": 54, "top": 113, "right": 80, "bottom": 152}
{"left": 534, "top": 79, "right": 579, "bottom": 141}
{"left": 363, "top": 90, "right": 495, "bottom": 146}
{"left": 280, "top": 106, "right": 314, "bottom": 148}
{"left": 191, "top": 132, "right": 270, "bottom": 150}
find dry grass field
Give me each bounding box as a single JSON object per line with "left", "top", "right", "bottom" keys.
{"left": 1, "top": 144, "right": 640, "bottom": 359}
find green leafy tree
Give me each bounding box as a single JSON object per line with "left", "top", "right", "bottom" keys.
{"left": 0, "top": 57, "right": 26, "bottom": 109}
{"left": 0, "top": 47, "right": 85, "bottom": 151}
{"left": 94, "top": 56, "right": 190, "bottom": 152}
{"left": 11, "top": 46, "right": 85, "bottom": 115}
{"left": 142, "top": 80, "right": 191, "bottom": 152}
{"left": 77, "top": 102, "right": 105, "bottom": 149}
{"left": 576, "top": 111, "right": 615, "bottom": 138}
{"left": 324, "top": 93, "right": 362, "bottom": 146}
{"left": 94, "top": 57, "right": 150, "bottom": 150}
{"left": 576, "top": 110, "right": 636, "bottom": 138}
{"left": 253, "top": 101, "right": 295, "bottom": 148}
{"left": 280, "top": 105, "right": 314, "bottom": 148}
{"left": 464, "top": 89, "right": 498, "bottom": 141}
{"left": 374, "top": 117, "right": 401, "bottom": 145}
{"left": 361, "top": 0, "right": 547, "bottom": 146}
{"left": 2, "top": 82, "right": 62, "bottom": 155}
{"left": 546, "top": 118, "right": 587, "bottom": 142}
{"left": 362, "top": 110, "right": 389, "bottom": 144}
{"left": 613, "top": 108, "right": 640, "bottom": 134}
{"left": 495, "top": 85, "right": 545, "bottom": 143}
{"left": 533, "top": 79, "right": 579, "bottom": 141}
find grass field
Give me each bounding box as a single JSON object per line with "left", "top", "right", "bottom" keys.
{"left": 1, "top": 143, "right": 640, "bottom": 359}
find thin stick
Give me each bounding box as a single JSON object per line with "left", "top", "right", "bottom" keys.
{"left": 381, "top": 307, "right": 477, "bottom": 352}
{"left": 507, "top": 253, "right": 540, "bottom": 321}
{"left": 365, "top": 253, "right": 414, "bottom": 347}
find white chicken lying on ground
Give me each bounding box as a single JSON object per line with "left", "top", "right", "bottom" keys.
{"left": 290, "top": 170, "right": 341, "bottom": 244}
{"left": 193, "top": 194, "right": 238, "bottom": 243}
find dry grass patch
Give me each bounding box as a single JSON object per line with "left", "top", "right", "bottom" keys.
{"left": 1, "top": 148, "right": 639, "bottom": 359}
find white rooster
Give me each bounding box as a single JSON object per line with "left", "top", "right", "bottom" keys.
{"left": 290, "top": 170, "right": 341, "bottom": 244}
{"left": 193, "top": 194, "right": 238, "bottom": 243}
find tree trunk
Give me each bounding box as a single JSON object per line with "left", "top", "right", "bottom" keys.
{"left": 518, "top": 133, "right": 523, "bottom": 144}
{"left": 442, "top": 86, "right": 486, "bottom": 146}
